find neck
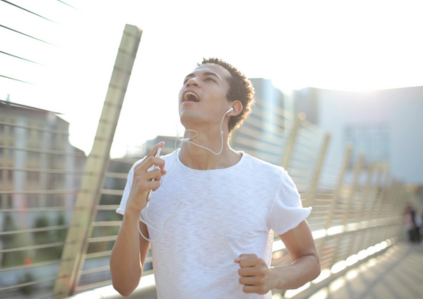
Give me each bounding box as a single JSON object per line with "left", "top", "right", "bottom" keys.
{"left": 178, "top": 125, "right": 241, "bottom": 170}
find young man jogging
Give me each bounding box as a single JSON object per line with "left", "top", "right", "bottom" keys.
{"left": 110, "top": 58, "right": 320, "bottom": 298}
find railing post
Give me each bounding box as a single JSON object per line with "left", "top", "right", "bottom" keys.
{"left": 53, "top": 24, "right": 143, "bottom": 298}
{"left": 330, "top": 155, "right": 363, "bottom": 265}
{"left": 316, "top": 145, "right": 352, "bottom": 261}
{"left": 345, "top": 159, "right": 372, "bottom": 257}
{"left": 367, "top": 167, "right": 390, "bottom": 247}
{"left": 355, "top": 165, "right": 383, "bottom": 252}
{"left": 280, "top": 113, "right": 303, "bottom": 169}
{"left": 306, "top": 133, "right": 331, "bottom": 207}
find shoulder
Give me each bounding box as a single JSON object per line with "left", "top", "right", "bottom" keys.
{"left": 240, "top": 152, "right": 286, "bottom": 178}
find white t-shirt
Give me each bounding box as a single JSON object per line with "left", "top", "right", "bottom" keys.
{"left": 117, "top": 149, "right": 311, "bottom": 299}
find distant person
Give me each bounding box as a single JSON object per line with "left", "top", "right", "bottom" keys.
{"left": 110, "top": 58, "right": 320, "bottom": 298}
{"left": 411, "top": 206, "right": 422, "bottom": 243}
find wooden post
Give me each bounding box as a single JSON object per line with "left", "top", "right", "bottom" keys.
{"left": 53, "top": 25, "right": 143, "bottom": 298}
{"left": 345, "top": 159, "right": 372, "bottom": 257}
{"left": 316, "top": 145, "right": 352, "bottom": 260}
{"left": 306, "top": 133, "right": 331, "bottom": 207}
{"left": 280, "top": 113, "right": 303, "bottom": 169}
{"left": 330, "top": 155, "right": 364, "bottom": 265}
{"left": 355, "top": 165, "right": 383, "bottom": 252}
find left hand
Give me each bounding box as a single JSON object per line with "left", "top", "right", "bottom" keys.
{"left": 234, "top": 254, "right": 278, "bottom": 294}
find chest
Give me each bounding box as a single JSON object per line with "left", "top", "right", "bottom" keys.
{"left": 142, "top": 175, "right": 272, "bottom": 241}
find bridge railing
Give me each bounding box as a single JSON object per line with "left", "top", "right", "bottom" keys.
{"left": 0, "top": 26, "right": 410, "bottom": 299}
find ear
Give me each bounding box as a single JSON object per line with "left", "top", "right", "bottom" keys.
{"left": 230, "top": 101, "right": 243, "bottom": 117}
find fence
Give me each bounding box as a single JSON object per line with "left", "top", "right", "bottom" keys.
{"left": 0, "top": 26, "right": 411, "bottom": 299}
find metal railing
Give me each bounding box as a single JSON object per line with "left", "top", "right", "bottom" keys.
{"left": 0, "top": 28, "right": 413, "bottom": 299}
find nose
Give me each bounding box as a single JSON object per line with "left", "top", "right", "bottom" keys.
{"left": 185, "top": 77, "right": 200, "bottom": 88}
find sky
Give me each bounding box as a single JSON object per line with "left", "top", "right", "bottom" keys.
{"left": 1, "top": 0, "right": 422, "bottom": 157}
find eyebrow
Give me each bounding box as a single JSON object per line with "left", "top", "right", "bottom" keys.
{"left": 184, "top": 71, "right": 221, "bottom": 82}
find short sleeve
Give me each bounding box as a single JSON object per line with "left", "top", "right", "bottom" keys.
{"left": 116, "top": 158, "right": 145, "bottom": 216}
{"left": 267, "top": 169, "right": 312, "bottom": 236}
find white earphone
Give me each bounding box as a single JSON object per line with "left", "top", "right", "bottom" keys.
{"left": 138, "top": 107, "right": 235, "bottom": 241}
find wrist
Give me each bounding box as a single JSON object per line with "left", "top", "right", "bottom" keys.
{"left": 124, "top": 207, "right": 143, "bottom": 221}
{"left": 270, "top": 265, "right": 291, "bottom": 290}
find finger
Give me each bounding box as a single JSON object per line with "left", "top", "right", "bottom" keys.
{"left": 146, "top": 142, "right": 165, "bottom": 159}
{"left": 145, "top": 180, "right": 161, "bottom": 192}
{"left": 238, "top": 258, "right": 260, "bottom": 268}
{"left": 242, "top": 285, "right": 262, "bottom": 294}
{"left": 234, "top": 254, "right": 257, "bottom": 263}
{"left": 238, "top": 267, "right": 260, "bottom": 277}
{"left": 136, "top": 156, "right": 166, "bottom": 173}
{"left": 138, "top": 168, "right": 162, "bottom": 182}
{"left": 239, "top": 276, "right": 260, "bottom": 285}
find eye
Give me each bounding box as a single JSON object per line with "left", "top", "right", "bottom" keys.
{"left": 206, "top": 77, "right": 215, "bottom": 82}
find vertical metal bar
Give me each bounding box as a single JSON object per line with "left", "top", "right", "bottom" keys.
{"left": 53, "top": 24, "right": 143, "bottom": 298}
{"left": 280, "top": 113, "right": 303, "bottom": 169}
{"left": 367, "top": 168, "right": 390, "bottom": 248}
{"left": 330, "top": 155, "right": 363, "bottom": 265}
{"left": 355, "top": 165, "right": 383, "bottom": 252}
{"left": 345, "top": 160, "right": 373, "bottom": 257}
{"left": 306, "top": 133, "right": 331, "bottom": 207}
{"left": 316, "top": 145, "right": 352, "bottom": 260}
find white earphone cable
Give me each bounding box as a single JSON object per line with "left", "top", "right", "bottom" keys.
{"left": 138, "top": 107, "right": 233, "bottom": 241}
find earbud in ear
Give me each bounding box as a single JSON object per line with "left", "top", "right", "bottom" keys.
{"left": 227, "top": 107, "right": 233, "bottom": 113}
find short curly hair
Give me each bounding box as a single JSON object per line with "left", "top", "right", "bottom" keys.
{"left": 198, "top": 58, "right": 255, "bottom": 135}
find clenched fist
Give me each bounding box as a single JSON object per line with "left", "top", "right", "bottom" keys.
{"left": 234, "top": 254, "right": 279, "bottom": 295}
{"left": 125, "top": 142, "right": 167, "bottom": 214}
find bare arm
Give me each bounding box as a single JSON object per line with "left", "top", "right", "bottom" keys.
{"left": 235, "top": 220, "right": 320, "bottom": 294}
{"left": 274, "top": 220, "right": 320, "bottom": 289}
{"left": 110, "top": 143, "right": 165, "bottom": 296}
{"left": 110, "top": 213, "right": 151, "bottom": 296}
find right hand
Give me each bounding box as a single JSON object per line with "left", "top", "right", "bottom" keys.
{"left": 125, "top": 142, "right": 166, "bottom": 213}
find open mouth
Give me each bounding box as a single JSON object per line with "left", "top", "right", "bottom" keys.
{"left": 183, "top": 92, "right": 200, "bottom": 102}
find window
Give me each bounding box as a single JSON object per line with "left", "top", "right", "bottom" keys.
{"left": 345, "top": 124, "right": 389, "bottom": 168}
{"left": 8, "top": 170, "right": 13, "bottom": 181}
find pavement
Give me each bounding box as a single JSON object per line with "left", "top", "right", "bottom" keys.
{"left": 310, "top": 242, "right": 423, "bottom": 299}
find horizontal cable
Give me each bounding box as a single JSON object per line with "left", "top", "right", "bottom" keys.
{"left": 0, "top": 167, "right": 86, "bottom": 175}
{"left": 0, "top": 24, "right": 56, "bottom": 46}
{"left": 84, "top": 250, "right": 112, "bottom": 259}
{"left": 0, "top": 50, "right": 43, "bottom": 65}
{"left": 88, "top": 235, "right": 117, "bottom": 243}
{"left": 0, "top": 145, "right": 86, "bottom": 157}
{"left": 0, "top": 276, "right": 66, "bottom": 292}
{"left": 0, "top": 189, "right": 80, "bottom": 195}
{"left": 0, "top": 241, "right": 70, "bottom": 253}
{"left": 96, "top": 205, "right": 120, "bottom": 210}
{"left": 92, "top": 221, "right": 122, "bottom": 227}
{"left": 0, "top": 258, "right": 70, "bottom": 273}
{"left": 80, "top": 265, "right": 110, "bottom": 275}
{"left": 1, "top": 206, "right": 81, "bottom": 212}
{"left": 0, "top": 74, "right": 33, "bottom": 84}
{"left": 105, "top": 172, "right": 127, "bottom": 179}
{"left": 75, "top": 279, "right": 113, "bottom": 293}
{"left": 0, "top": 121, "right": 69, "bottom": 135}
{"left": 0, "top": 224, "right": 72, "bottom": 236}
{"left": 57, "top": 0, "right": 80, "bottom": 11}
{"left": 0, "top": 0, "right": 58, "bottom": 24}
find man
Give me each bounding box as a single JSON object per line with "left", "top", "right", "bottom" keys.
{"left": 110, "top": 58, "right": 320, "bottom": 298}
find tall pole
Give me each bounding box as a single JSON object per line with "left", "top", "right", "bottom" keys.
{"left": 53, "top": 24, "right": 143, "bottom": 298}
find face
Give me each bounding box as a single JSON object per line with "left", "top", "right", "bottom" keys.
{"left": 178, "top": 63, "right": 232, "bottom": 130}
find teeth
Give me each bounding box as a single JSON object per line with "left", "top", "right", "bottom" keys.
{"left": 184, "top": 92, "right": 199, "bottom": 101}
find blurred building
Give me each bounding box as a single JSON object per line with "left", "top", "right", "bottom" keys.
{"left": 249, "top": 78, "right": 285, "bottom": 135}
{"left": 125, "top": 135, "right": 179, "bottom": 159}
{"left": 0, "top": 99, "right": 86, "bottom": 227}
{"left": 293, "top": 86, "right": 423, "bottom": 184}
